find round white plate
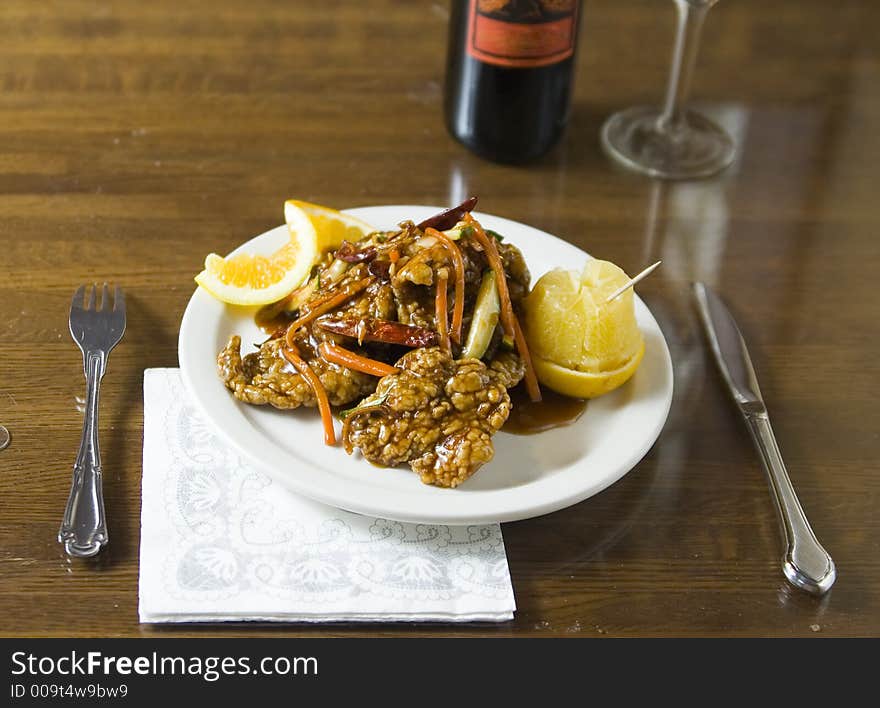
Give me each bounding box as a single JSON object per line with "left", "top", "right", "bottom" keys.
{"left": 178, "top": 205, "right": 673, "bottom": 525}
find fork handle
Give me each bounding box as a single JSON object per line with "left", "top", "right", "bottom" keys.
{"left": 59, "top": 351, "right": 108, "bottom": 558}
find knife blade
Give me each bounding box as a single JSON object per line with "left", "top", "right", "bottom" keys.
{"left": 693, "top": 282, "right": 836, "bottom": 596}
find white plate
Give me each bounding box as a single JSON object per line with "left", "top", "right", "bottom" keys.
{"left": 178, "top": 206, "right": 673, "bottom": 525}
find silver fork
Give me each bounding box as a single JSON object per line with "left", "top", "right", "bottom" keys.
{"left": 59, "top": 284, "right": 126, "bottom": 558}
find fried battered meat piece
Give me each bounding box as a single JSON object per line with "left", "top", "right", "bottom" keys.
{"left": 345, "top": 347, "right": 516, "bottom": 488}
{"left": 388, "top": 224, "right": 530, "bottom": 331}
{"left": 496, "top": 241, "right": 530, "bottom": 304}
{"left": 218, "top": 334, "right": 375, "bottom": 409}
{"left": 391, "top": 227, "right": 530, "bottom": 302}
{"left": 486, "top": 350, "right": 526, "bottom": 389}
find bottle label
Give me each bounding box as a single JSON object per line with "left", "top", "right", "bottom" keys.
{"left": 466, "top": 0, "right": 579, "bottom": 69}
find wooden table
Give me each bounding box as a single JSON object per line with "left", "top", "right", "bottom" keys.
{"left": 1, "top": 0, "right": 877, "bottom": 638}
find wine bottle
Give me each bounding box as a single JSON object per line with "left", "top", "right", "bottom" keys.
{"left": 444, "top": 0, "right": 581, "bottom": 163}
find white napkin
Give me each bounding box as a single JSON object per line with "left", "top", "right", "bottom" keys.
{"left": 138, "top": 369, "right": 516, "bottom": 623}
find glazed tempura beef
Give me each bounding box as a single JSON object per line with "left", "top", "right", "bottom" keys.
{"left": 218, "top": 264, "right": 393, "bottom": 410}
{"left": 343, "top": 347, "right": 523, "bottom": 488}
{"left": 217, "top": 200, "right": 540, "bottom": 487}
{"left": 218, "top": 335, "right": 376, "bottom": 409}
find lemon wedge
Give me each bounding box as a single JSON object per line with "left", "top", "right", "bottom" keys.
{"left": 524, "top": 259, "right": 645, "bottom": 399}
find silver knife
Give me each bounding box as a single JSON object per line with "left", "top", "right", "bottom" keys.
{"left": 693, "top": 282, "right": 836, "bottom": 595}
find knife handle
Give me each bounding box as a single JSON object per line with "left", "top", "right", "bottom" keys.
{"left": 744, "top": 414, "right": 836, "bottom": 595}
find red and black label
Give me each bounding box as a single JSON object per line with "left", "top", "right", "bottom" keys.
{"left": 466, "top": 0, "right": 580, "bottom": 68}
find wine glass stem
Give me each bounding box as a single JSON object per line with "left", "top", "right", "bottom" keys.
{"left": 659, "top": 0, "right": 711, "bottom": 133}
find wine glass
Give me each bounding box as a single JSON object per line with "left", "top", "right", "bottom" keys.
{"left": 601, "top": 0, "right": 735, "bottom": 180}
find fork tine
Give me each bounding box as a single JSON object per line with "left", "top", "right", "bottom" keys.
{"left": 71, "top": 285, "right": 86, "bottom": 310}
{"left": 100, "top": 282, "right": 109, "bottom": 311}
{"left": 113, "top": 285, "right": 126, "bottom": 313}
{"left": 85, "top": 284, "right": 96, "bottom": 310}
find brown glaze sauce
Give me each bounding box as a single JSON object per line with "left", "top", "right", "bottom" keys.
{"left": 504, "top": 385, "right": 587, "bottom": 435}
{"left": 255, "top": 306, "right": 293, "bottom": 337}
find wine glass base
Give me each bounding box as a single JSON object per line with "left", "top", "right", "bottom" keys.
{"left": 601, "top": 106, "right": 735, "bottom": 180}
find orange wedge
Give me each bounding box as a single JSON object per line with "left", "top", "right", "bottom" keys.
{"left": 285, "top": 199, "right": 377, "bottom": 255}
{"left": 195, "top": 202, "right": 318, "bottom": 306}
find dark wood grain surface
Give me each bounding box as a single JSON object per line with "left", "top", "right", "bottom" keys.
{"left": 1, "top": 0, "right": 877, "bottom": 637}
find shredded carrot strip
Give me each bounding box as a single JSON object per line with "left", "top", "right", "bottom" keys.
{"left": 389, "top": 247, "right": 400, "bottom": 263}
{"left": 466, "top": 214, "right": 541, "bottom": 402}
{"left": 281, "top": 345, "right": 336, "bottom": 445}
{"left": 285, "top": 320, "right": 299, "bottom": 350}
{"left": 318, "top": 342, "right": 399, "bottom": 377}
{"left": 435, "top": 270, "right": 450, "bottom": 352}
{"left": 340, "top": 402, "right": 387, "bottom": 455}
{"left": 512, "top": 316, "right": 542, "bottom": 403}
{"left": 280, "top": 277, "right": 372, "bottom": 446}
{"left": 286, "top": 277, "right": 371, "bottom": 350}
{"left": 426, "top": 227, "right": 465, "bottom": 343}
{"left": 465, "top": 214, "right": 515, "bottom": 339}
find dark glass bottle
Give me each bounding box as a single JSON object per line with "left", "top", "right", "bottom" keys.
{"left": 444, "top": 0, "right": 581, "bottom": 163}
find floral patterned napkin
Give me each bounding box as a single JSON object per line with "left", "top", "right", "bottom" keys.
{"left": 138, "top": 369, "right": 516, "bottom": 623}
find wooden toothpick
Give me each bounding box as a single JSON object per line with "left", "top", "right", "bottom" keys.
{"left": 605, "top": 261, "right": 662, "bottom": 304}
